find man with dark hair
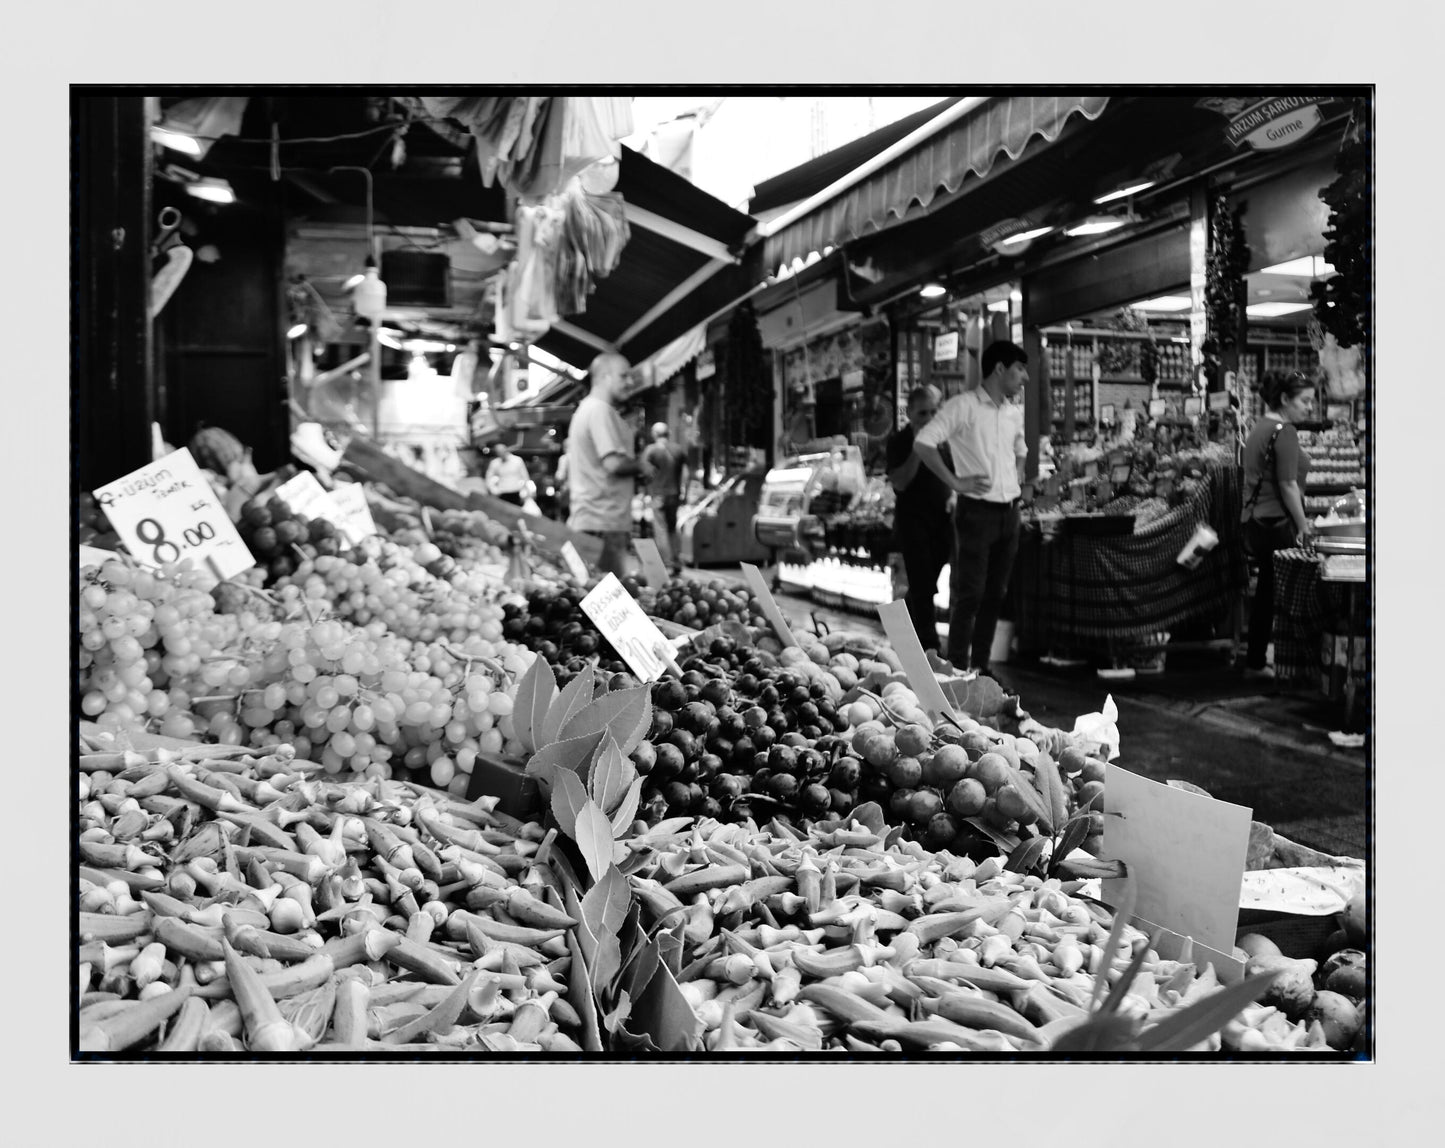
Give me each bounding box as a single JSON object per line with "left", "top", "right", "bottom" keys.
{"left": 886, "top": 385, "right": 951, "bottom": 651}
{"left": 913, "top": 340, "right": 1030, "bottom": 676}
{"left": 642, "top": 421, "right": 690, "bottom": 575}
{"left": 568, "top": 352, "right": 652, "bottom": 579}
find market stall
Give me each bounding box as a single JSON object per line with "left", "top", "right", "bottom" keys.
{"left": 1013, "top": 453, "right": 1248, "bottom": 666}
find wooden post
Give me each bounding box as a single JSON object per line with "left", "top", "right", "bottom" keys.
{"left": 1023, "top": 325, "right": 1046, "bottom": 483}
{"left": 74, "top": 95, "right": 154, "bottom": 488}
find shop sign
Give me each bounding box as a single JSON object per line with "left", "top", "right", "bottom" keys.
{"left": 696, "top": 348, "right": 716, "bottom": 381}
{"left": 979, "top": 218, "right": 1033, "bottom": 248}
{"left": 933, "top": 331, "right": 959, "bottom": 363}
{"left": 93, "top": 448, "right": 255, "bottom": 581}
{"left": 580, "top": 573, "right": 672, "bottom": 683}
{"left": 1197, "top": 96, "right": 1340, "bottom": 152}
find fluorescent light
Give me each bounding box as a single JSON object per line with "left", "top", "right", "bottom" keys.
{"left": 987, "top": 300, "right": 1010, "bottom": 313}
{"left": 150, "top": 127, "right": 202, "bottom": 156}
{"left": 185, "top": 178, "right": 235, "bottom": 204}
{"left": 1094, "top": 180, "right": 1155, "bottom": 204}
{"left": 1247, "top": 301, "right": 1313, "bottom": 318}
{"left": 1259, "top": 256, "right": 1335, "bottom": 278}
{"left": 1065, "top": 218, "right": 1126, "bottom": 237}
{"left": 286, "top": 323, "right": 308, "bottom": 339}
{"left": 998, "top": 226, "right": 1053, "bottom": 246}
{"left": 919, "top": 283, "right": 947, "bottom": 298}
{"left": 1009, "top": 290, "right": 1022, "bottom": 303}
{"left": 377, "top": 329, "right": 406, "bottom": 350}
{"left": 342, "top": 273, "right": 365, "bottom": 291}
{"left": 1133, "top": 295, "right": 1193, "bottom": 313}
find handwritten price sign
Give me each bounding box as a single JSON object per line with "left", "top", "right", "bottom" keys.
{"left": 580, "top": 573, "right": 671, "bottom": 683}
{"left": 93, "top": 448, "right": 255, "bottom": 581}
{"left": 327, "top": 482, "right": 378, "bottom": 546}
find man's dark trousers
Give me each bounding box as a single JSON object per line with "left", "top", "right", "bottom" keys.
{"left": 896, "top": 514, "right": 952, "bottom": 653}
{"left": 947, "top": 497, "right": 1021, "bottom": 671}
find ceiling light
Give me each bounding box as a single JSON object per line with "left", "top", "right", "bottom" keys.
{"left": 1094, "top": 180, "right": 1155, "bottom": 204}
{"left": 150, "top": 127, "right": 202, "bottom": 156}
{"left": 1247, "top": 301, "right": 1313, "bottom": 318}
{"left": 1132, "top": 295, "right": 1194, "bottom": 312}
{"left": 1065, "top": 217, "right": 1126, "bottom": 237}
{"left": 1010, "top": 290, "right": 1022, "bottom": 303}
{"left": 998, "top": 226, "right": 1053, "bottom": 247}
{"left": 920, "top": 284, "right": 947, "bottom": 298}
{"left": 184, "top": 178, "right": 236, "bottom": 204}
{"left": 286, "top": 323, "right": 308, "bottom": 339}
{"left": 1259, "top": 256, "right": 1335, "bottom": 278}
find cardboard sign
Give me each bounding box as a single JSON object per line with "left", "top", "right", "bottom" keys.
{"left": 275, "top": 470, "right": 340, "bottom": 523}
{"left": 877, "top": 600, "right": 958, "bottom": 722}
{"left": 1100, "top": 763, "right": 1253, "bottom": 960}
{"left": 327, "top": 482, "right": 378, "bottom": 546}
{"left": 933, "top": 331, "right": 959, "bottom": 363}
{"left": 560, "top": 541, "right": 590, "bottom": 584}
{"left": 1208, "top": 391, "right": 1231, "bottom": 412}
{"left": 740, "top": 563, "right": 797, "bottom": 647}
{"left": 634, "top": 538, "right": 670, "bottom": 590}
{"left": 93, "top": 448, "right": 254, "bottom": 581}
{"left": 579, "top": 573, "right": 672, "bottom": 683}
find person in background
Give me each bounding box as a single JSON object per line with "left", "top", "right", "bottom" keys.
{"left": 554, "top": 446, "right": 571, "bottom": 522}
{"left": 913, "top": 340, "right": 1030, "bottom": 678}
{"left": 887, "top": 385, "right": 951, "bottom": 653}
{"left": 568, "top": 352, "right": 652, "bottom": 578}
{"left": 642, "top": 421, "right": 690, "bottom": 574}
{"left": 1239, "top": 371, "right": 1315, "bottom": 680}
{"left": 485, "top": 441, "right": 533, "bottom": 507}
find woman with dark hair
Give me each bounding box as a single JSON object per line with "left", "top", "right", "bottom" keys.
{"left": 1240, "top": 371, "right": 1315, "bottom": 679}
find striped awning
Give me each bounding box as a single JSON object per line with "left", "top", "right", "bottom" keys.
{"left": 762, "top": 94, "right": 1111, "bottom": 273}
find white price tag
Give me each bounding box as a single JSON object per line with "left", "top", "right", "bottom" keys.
{"left": 634, "top": 538, "right": 669, "bottom": 589}
{"left": 275, "top": 470, "right": 339, "bottom": 519}
{"left": 580, "top": 573, "right": 672, "bottom": 683}
{"left": 740, "top": 563, "right": 797, "bottom": 647}
{"left": 328, "top": 482, "right": 378, "bottom": 546}
{"left": 560, "top": 540, "right": 590, "bottom": 584}
{"left": 94, "top": 448, "right": 255, "bottom": 581}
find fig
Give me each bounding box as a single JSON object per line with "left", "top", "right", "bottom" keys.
{"left": 1304, "top": 990, "right": 1360, "bottom": 1050}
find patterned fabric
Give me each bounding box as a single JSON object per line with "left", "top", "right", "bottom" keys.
{"left": 1015, "top": 462, "right": 1250, "bottom": 647}
{"left": 1272, "top": 549, "right": 1369, "bottom": 683}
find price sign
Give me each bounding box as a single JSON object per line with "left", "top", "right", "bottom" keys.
{"left": 580, "top": 573, "right": 672, "bottom": 683}
{"left": 1208, "top": 391, "right": 1231, "bottom": 412}
{"left": 275, "top": 470, "right": 342, "bottom": 524}
{"left": 94, "top": 448, "right": 254, "bottom": 581}
{"left": 1148, "top": 399, "right": 1167, "bottom": 418}
{"left": 933, "top": 331, "right": 959, "bottom": 363}
{"left": 328, "top": 482, "right": 378, "bottom": 546}
{"left": 1184, "top": 396, "right": 1204, "bottom": 418}
{"left": 740, "top": 563, "right": 797, "bottom": 647}
{"left": 634, "top": 538, "right": 670, "bottom": 590}
{"left": 560, "top": 540, "right": 590, "bottom": 584}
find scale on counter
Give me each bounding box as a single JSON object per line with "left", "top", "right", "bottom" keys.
{"left": 752, "top": 444, "right": 866, "bottom": 556}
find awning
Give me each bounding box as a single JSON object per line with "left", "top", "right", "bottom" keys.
{"left": 761, "top": 94, "right": 1111, "bottom": 273}
{"left": 628, "top": 322, "right": 707, "bottom": 396}
{"left": 532, "top": 146, "right": 762, "bottom": 370}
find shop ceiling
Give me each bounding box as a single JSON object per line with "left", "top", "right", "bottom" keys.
{"left": 154, "top": 92, "right": 758, "bottom": 367}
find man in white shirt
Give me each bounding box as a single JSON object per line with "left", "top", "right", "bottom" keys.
{"left": 567, "top": 351, "right": 652, "bottom": 578}
{"left": 913, "top": 340, "right": 1030, "bottom": 677}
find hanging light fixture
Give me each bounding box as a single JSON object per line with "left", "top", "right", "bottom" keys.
{"left": 184, "top": 177, "right": 236, "bottom": 205}
{"left": 333, "top": 165, "right": 387, "bottom": 326}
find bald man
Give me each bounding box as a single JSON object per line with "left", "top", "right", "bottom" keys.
{"left": 567, "top": 352, "right": 651, "bottom": 579}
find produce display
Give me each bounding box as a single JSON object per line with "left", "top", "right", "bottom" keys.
{"left": 74, "top": 448, "right": 1368, "bottom": 1057}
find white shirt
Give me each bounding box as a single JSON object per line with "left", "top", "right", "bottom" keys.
{"left": 486, "top": 453, "right": 531, "bottom": 495}
{"left": 914, "top": 386, "right": 1027, "bottom": 503}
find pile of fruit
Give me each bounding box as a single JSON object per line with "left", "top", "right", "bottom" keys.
{"left": 636, "top": 576, "right": 770, "bottom": 633}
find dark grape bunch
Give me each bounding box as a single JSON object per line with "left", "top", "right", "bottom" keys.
{"left": 236, "top": 495, "right": 343, "bottom": 585}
